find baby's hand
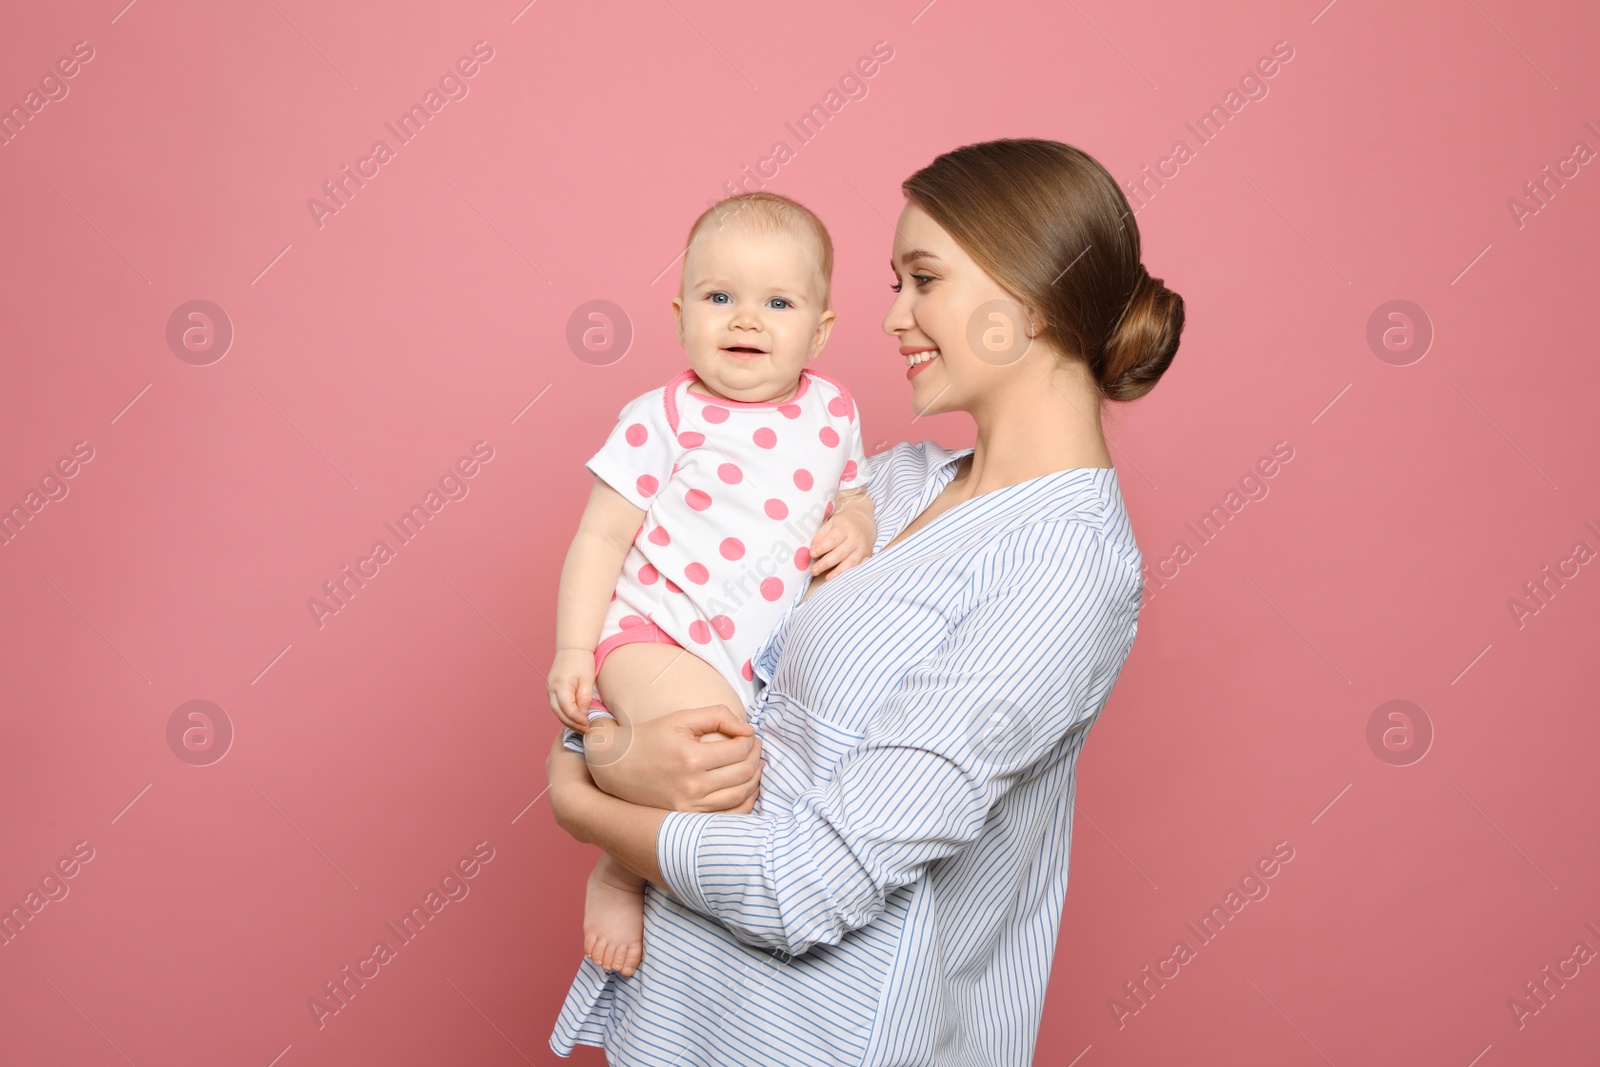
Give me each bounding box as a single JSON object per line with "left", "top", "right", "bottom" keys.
{"left": 809, "top": 506, "right": 875, "bottom": 579}
{"left": 548, "top": 648, "right": 599, "bottom": 733}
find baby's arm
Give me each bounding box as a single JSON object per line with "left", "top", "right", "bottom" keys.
{"left": 808, "top": 486, "right": 875, "bottom": 579}
{"left": 547, "top": 476, "right": 646, "bottom": 733}
{"left": 809, "top": 386, "right": 874, "bottom": 581}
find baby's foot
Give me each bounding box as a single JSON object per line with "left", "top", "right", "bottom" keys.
{"left": 583, "top": 858, "right": 645, "bottom": 978}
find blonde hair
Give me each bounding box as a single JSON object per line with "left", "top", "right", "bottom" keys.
{"left": 683, "top": 192, "right": 835, "bottom": 308}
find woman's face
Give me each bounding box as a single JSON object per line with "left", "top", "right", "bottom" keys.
{"left": 882, "top": 203, "right": 1036, "bottom": 417}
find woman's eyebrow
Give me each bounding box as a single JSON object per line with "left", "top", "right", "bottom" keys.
{"left": 897, "top": 249, "right": 942, "bottom": 266}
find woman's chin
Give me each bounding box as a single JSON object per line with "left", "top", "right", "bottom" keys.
{"left": 908, "top": 379, "right": 952, "bottom": 416}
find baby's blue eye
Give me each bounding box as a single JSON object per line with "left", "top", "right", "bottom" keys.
{"left": 709, "top": 292, "right": 730, "bottom": 304}
{"left": 767, "top": 297, "right": 790, "bottom": 310}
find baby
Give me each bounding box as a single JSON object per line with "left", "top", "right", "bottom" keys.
{"left": 547, "top": 192, "right": 877, "bottom": 978}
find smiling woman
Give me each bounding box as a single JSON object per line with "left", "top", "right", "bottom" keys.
{"left": 547, "top": 138, "right": 1185, "bottom": 1066}
{"left": 890, "top": 138, "right": 1182, "bottom": 411}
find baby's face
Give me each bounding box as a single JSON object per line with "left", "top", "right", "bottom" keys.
{"left": 672, "top": 226, "right": 835, "bottom": 402}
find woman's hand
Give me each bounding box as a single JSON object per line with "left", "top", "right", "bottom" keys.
{"left": 584, "top": 705, "right": 763, "bottom": 814}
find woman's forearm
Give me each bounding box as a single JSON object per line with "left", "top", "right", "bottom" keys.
{"left": 575, "top": 790, "right": 670, "bottom": 889}
{"left": 549, "top": 741, "right": 672, "bottom": 891}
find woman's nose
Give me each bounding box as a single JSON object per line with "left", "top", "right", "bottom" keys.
{"left": 882, "top": 291, "right": 913, "bottom": 335}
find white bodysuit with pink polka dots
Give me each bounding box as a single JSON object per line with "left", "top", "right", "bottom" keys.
{"left": 585, "top": 367, "right": 868, "bottom": 713}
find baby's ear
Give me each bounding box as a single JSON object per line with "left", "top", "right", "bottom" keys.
{"left": 670, "top": 296, "right": 685, "bottom": 345}
{"left": 810, "top": 307, "right": 838, "bottom": 357}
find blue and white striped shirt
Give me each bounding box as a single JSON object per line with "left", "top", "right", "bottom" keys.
{"left": 552, "top": 439, "right": 1144, "bottom": 1065}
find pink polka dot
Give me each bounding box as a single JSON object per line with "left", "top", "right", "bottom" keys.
{"left": 625, "top": 422, "right": 649, "bottom": 446}
{"left": 827, "top": 397, "right": 849, "bottom": 418}
{"left": 764, "top": 498, "right": 788, "bottom": 519}
{"left": 711, "top": 615, "right": 735, "bottom": 639}
{"left": 778, "top": 403, "right": 802, "bottom": 419}
{"left": 824, "top": 501, "right": 834, "bottom": 519}
{"left": 842, "top": 460, "right": 857, "bottom": 483}
{"left": 665, "top": 578, "right": 683, "bottom": 594}
{"left": 794, "top": 546, "right": 811, "bottom": 570}
{"left": 718, "top": 463, "right": 743, "bottom": 484}
{"left": 702, "top": 406, "right": 729, "bottom": 423}
{"left": 761, "top": 577, "right": 784, "bottom": 601}
{"left": 793, "top": 469, "right": 813, "bottom": 491}
{"left": 688, "top": 620, "right": 712, "bottom": 644}
{"left": 678, "top": 431, "right": 705, "bottom": 447}
{"left": 638, "top": 563, "right": 659, "bottom": 584}
{"left": 610, "top": 591, "right": 617, "bottom": 601}
{"left": 648, "top": 525, "right": 671, "bottom": 546}
{"left": 671, "top": 462, "right": 680, "bottom": 475}
{"left": 819, "top": 426, "right": 840, "bottom": 447}
{"left": 720, "top": 537, "right": 745, "bottom": 560}
{"left": 754, "top": 426, "right": 777, "bottom": 449}
{"left": 620, "top": 615, "right": 646, "bottom": 629}
{"left": 637, "top": 474, "right": 659, "bottom": 497}
{"left": 685, "top": 562, "right": 709, "bottom": 584}
{"left": 742, "top": 659, "right": 754, "bottom": 681}
{"left": 686, "top": 488, "right": 712, "bottom": 510}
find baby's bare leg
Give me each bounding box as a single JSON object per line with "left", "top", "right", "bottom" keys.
{"left": 593, "top": 641, "right": 749, "bottom": 750}
{"left": 579, "top": 642, "right": 750, "bottom": 977}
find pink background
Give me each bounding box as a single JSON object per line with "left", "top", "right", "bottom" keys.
{"left": 2, "top": 0, "right": 1597, "bottom": 1064}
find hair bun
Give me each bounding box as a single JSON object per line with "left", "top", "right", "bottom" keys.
{"left": 1099, "top": 267, "right": 1184, "bottom": 403}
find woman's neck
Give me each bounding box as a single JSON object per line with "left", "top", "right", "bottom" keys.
{"left": 957, "top": 356, "right": 1113, "bottom": 496}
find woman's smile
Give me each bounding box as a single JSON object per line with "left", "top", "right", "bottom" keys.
{"left": 903, "top": 345, "right": 940, "bottom": 379}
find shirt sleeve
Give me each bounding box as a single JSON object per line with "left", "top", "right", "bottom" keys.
{"left": 585, "top": 389, "right": 678, "bottom": 510}
{"left": 561, "top": 727, "right": 584, "bottom": 755}
{"left": 860, "top": 441, "right": 906, "bottom": 512}
{"left": 656, "top": 519, "right": 1140, "bottom": 955}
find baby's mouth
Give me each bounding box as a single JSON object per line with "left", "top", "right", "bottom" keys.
{"left": 722, "top": 346, "right": 766, "bottom": 357}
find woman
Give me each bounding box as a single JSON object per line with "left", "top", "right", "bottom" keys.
{"left": 546, "top": 138, "right": 1184, "bottom": 1065}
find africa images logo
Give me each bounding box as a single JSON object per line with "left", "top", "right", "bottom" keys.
{"left": 306, "top": 41, "right": 495, "bottom": 229}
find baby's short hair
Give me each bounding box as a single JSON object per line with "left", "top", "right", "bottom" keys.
{"left": 683, "top": 192, "right": 834, "bottom": 308}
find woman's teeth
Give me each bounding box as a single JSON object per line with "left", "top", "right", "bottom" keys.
{"left": 905, "top": 350, "right": 940, "bottom": 366}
